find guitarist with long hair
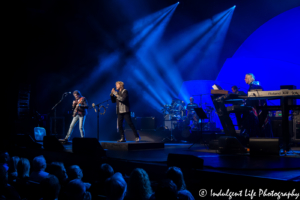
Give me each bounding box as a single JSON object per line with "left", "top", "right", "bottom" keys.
{"left": 64, "top": 90, "right": 88, "bottom": 141}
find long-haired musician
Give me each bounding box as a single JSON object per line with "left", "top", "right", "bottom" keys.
{"left": 64, "top": 90, "right": 88, "bottom": 141}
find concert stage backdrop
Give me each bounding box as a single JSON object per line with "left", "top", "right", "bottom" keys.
{"left": 11, "top": 1, "right": 300, "bottom": 140}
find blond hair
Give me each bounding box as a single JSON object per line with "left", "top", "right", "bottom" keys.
{"left": 116, "top": 81, "right": 124, "bottom": 89}
{"left": 246, "top": 73, "right": 255, "bottom": 82}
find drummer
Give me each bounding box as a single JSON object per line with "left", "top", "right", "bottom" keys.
{"left": 186, "top": 97, "right": 199, "bottom": 122}
{"left": 171, "top": 99, "right": 185, "bottom": 117}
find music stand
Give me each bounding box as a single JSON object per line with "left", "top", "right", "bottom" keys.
{"left": 162, "top": 117, "right": 177, "bottom": 142}
{"left": 188, "top": 108, "right": 208, "bottom": 149}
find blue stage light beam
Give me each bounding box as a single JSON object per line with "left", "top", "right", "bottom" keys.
{"left": 125, "top": 3, "right": 179, "bottom": 108}
{"left": 133, "top": 52, "right": 178, "bottom": 105}
{"left": 172, "top": 6, "right": 235, "bottom": 74}
{"left": 141, "top": 45, "right": 183, "bottom": 100}
{"left": 132, "top": 67, "right": 166, "bottom": 110}
{"left": 129, "top": 3, "right": 178, "bottom": 49}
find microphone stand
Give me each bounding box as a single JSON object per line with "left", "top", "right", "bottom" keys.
{"left": 50, "top": 92, "right": 70, "bottom": 136}
{"left": 192, "top": 94, "right": 210, "bottom": 107}
{"left": 91, "top": 99, "right": 111, "bottom": 141}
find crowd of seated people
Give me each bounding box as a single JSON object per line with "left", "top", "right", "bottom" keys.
{"left": 1, "top": 151, "right": 195, "bottom": 200}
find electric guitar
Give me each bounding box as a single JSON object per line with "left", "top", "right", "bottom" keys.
{"left": 73, "top": 97, "right": 84, "bottom": 117}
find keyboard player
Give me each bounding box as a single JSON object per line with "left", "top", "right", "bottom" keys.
{"left": 241, "top": 73, "right": 273, "bottom": 138}
{"left": 231, "top": 86, "right": 246, "bottom": 96}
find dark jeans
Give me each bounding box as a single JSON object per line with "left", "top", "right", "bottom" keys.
{"left": 118, "top": 112, "right": 139, "bottom": 138}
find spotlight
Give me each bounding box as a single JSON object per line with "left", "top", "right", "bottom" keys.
{"left": 233, "top": 5, "right": 236, "bottom": 8}
{"left": 177, "top": 2, "right": 180, "bottom": 4}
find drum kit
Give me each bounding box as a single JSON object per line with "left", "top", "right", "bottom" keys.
{"left": 161, "top": 99, "right": 215, "bottom": 131}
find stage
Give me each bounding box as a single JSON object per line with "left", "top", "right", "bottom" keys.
{"left": 60, "top": 141, "right": 300, "bottom": 181}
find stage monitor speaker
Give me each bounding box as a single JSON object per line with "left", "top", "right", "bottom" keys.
{"left": 43, "top": 136, "right": 65, "bottom": 151}
{"left": 249, "top": 138, "right": 279, "bottom": 156}
{"left": 72, "top": 138, "right": 106, "bottom": 156}
{"left": 218, "top": 136, "right": 246, "bottom": 153}
{"left": 167, "top": 153, "right": 203, "bottom": 169}
{"left": 14, "top": 134, "right": 42, "bottom": 149}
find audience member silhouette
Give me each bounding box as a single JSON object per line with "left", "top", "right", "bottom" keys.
{"left": 0, "top": 152, "right": 10, "bottom": 172}
{"left": 40, "top": 175, "right": 61, "bottom": 200}
{"left": 125, "top": 168, "right": 153, "bottom": 200}
{"left": 90, "top": 163, "right": 114, "bottom": 197}
{"left": 166, "top": 167, "right": 195, "bottom": 200}
{"left": 8, "top": 156, "right": 19, "bottom": 183}
{"left": 106, "top": 172, "right": 127, "bottom": 200}
{"left": 0, "top": 155, "right": 198, "bottom": 200}
{"left": 47, "top": 162, "right": 68, "bottom": 187}
{"left": 17, "top": 158, "right": 31, "bottom": 179}
{"left": 152, "top": 179, "right": 178, "bottom": 200}
{"left": 0, "top": 165, "right": 21, "bottom": 200}
{"left": 65, "top": 178, "right": 91, "bottom": 200}
{"left": 67, "top": 165, "right": 91, "bottom": 189}
{"left": 14, "top": 158, "right": 31, "bottom": 199}
{"left": 30, "top": 155, "right": 49, "bottom": 183}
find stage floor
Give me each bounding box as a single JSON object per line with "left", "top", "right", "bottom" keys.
{"left": 61, "top": 141, "right": 300, "bottom": 182}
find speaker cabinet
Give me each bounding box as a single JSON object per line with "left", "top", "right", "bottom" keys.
{"left": 167, "top": 153, "right": 203, "bottom": 169}
{"left": 43, "top": 136, "right": 65, "bottom": 151}
{"left": 72, "top": 138, "right": 106, "bottom": 156}
{"left": 218, "top": 136, "right": 246, "bottom": 153}
{"left": 249, "top": 138, "right": 279, "bottom": 156}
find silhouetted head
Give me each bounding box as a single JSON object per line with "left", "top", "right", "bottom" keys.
{"left": 47, "top": 162, "right": 68, "bottom": 184}
{"left": 0, "top": 165, "right": 8, "bottom": 188}
{"left": 231, "top": 86, "right": 238, "bottom": 93}
{"left": 98, "top": 163, "right": 114, "bottom": 182}
{"left": 106, "top": 172, "right": 127, "bottom": 200}
{"left": 166, "top": 166, "right": 186, "bottom": 191}
{"left": 65, "top": 179, "right": 90, "bottom": 200}
{"left": 155, "top": 179, "right": 178, "bottom": 200}
{"left": 10, "top": 156, "right": 20, "bottom": 173}
{"left": 32, "top": 155, "right": 47, "bottom": 172}
{"left": 189, "top": 97, "right": 194, "bottom": 103}
{"left": 17, "top": 158, "right": 30, "bottom": 178}
{"left": 40, "top": 175, "right": 61, "bottom": 200}
{"left": 127, "top": 168, "right": 153, "bottom": 200}
{"left": 0, "top": 152, "right": 10, "bottom": 171}
{"left": 68, "top": 165, "right": 83, "bottom": 181}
